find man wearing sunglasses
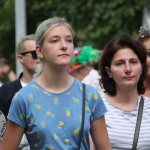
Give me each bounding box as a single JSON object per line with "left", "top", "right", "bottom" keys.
{"left": 0, "top": 34, "right": 40, "bottom": 150}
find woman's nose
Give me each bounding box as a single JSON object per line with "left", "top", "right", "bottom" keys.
{"left": 60, "top": 40, "right": 67, "bottom": 51}
{"left": 124, "top": 63, "right": 132, "bottom": 74}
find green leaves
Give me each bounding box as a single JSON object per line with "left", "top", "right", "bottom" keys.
{"left": 0, "top": 0, "right": 148, "bottom": 83}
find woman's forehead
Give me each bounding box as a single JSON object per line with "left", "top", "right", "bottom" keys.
{"left": 47, "top": 25, "right": 72, "bottom": 36}
{"left": 112, "top": 48, "right": 138, "bottom": 60}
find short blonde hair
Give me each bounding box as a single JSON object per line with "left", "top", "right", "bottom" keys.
{"left": 16, "top": 34, "right": 35, "bottom": 54}
{"left": 34, "top": 17, "right": 74, "bottom": 79}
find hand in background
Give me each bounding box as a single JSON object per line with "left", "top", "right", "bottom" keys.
{"left": 8, "top": 70, "right": 16, "bottom": 81}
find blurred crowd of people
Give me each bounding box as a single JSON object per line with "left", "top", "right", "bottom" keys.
{"left": 0, "top": 17, "right": 150, "bottom": 150}
{"left": 0, "top": 57, "right": 16, "bottom": 86}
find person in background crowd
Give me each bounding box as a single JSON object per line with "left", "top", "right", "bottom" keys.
{"left": 2, "top": 17, "right": 111, "bottom": 150}
{"left": 0, "top": 58, "right": 16, "bottom": 84}
{"left": 137, "top": 26, "right": 150, "bottom": 97}
{"left": 99, "top": 35, "right": 150, "bottom": 149}
{"left": 69, "top": 46, "right": 102, "bottom": 92}
{"left": 0, "top": 34, "right": 40, "bottom": 150}
{"left": 0, "top": 58, "right": 10, "bottom": 86}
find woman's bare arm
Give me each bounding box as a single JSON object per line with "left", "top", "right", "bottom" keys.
{"left": 2, "top": 120, "right": 24, "bottom": 150}
{"left": 90, "top": 116, "right": 111, "bottom": 150}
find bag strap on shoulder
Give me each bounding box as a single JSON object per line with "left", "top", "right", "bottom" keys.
{"left": 78, "top": 83, "right": 86, "bottom": 150}
{"left": 132, "top": 96, "right": 144, "bottom": 150}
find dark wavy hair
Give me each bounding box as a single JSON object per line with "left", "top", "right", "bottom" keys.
{"left": 137, "top": 32, "right": 150, "bottom": 43}
{"left": 99, "top": 35, "right": 147, "bottom": 95}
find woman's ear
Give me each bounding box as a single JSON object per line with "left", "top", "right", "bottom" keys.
{"left": 105, "top": 67, "right": 112, "bottom": 78}
{"left": 36, "top": 45, "right": 44, "bottom": 59}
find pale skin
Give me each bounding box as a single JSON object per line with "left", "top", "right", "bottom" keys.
{"left": 142, "top": 39, "right": 150, "bottom": 97}
{"left": 105, "top": 48, "right": 143, "bottom": 110}
{"left": 2, "top": 24, "right": 111, "bottom": 150}
{"left": 17, "top": 40, "right": 40, "bottom": 84}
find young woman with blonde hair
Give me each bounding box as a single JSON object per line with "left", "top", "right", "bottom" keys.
{"left": 2, "top": 17, "right": 110, "bottom": 150}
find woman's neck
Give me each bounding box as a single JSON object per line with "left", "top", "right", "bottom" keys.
{"left": 144, "top": 78, "right": 150, "bottom": 89}
{"left": 35, "top": 65, "right": 74, "bottom": 93}
{"left": 142, "top": 79, "right": 150, "bottom": 97}
{"left": 105, "top": 88, "right": 139, "bottom": 110}
{"left": 20, "top": 69, "right": 34, "bottom": 84}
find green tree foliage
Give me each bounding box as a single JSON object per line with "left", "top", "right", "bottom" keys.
{"left": 0, "top": 0, "right": 15, "bottom": 67}
{"left": 0, "top": 0, "right": 149, "bottom": 79}
{"left": 26, "top": 0, "right": 148, "bottom": 48}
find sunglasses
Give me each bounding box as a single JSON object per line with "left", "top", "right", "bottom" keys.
{"left": 20, "top": 50, "right": 38, "bottom": 59}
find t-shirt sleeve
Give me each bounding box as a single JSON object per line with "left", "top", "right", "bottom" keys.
{"left": 86, "top": 85, "right": 107, "bottom": 122}
{"left": 7, "top": 92, "right": 26, "bottom": 128}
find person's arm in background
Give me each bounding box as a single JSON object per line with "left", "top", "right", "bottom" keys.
{"left": 89, "top": 134, "right": 95, "bottom": 150}
{"left": 8, "top": 70, "right": 16, "bottom": 82}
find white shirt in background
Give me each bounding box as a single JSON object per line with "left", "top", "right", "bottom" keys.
{"left": 82, "top": 69, "right": 102, "bottom": 92}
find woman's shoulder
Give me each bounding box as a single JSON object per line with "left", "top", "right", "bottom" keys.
{"left": 17, "top": 80, "right": 40, "bottom": 96}
{"left": 75, "top": 78, "right": 99, "bottom": 92}
{"left": 142, "top": 95, "right": 150, "bottom": 99}
{"left": 142, "top": 95, "right": 150, "bottom": 105}
{"left": 99, "top": 91, "right": 106, "bottom": 100}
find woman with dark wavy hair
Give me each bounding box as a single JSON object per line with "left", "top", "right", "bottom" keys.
{"left": 99, "top": 35, "right": 150, "bottom": 149}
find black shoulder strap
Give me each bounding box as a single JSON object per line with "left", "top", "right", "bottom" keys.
{"left": 132, "top": 96, "right": 144, "bottom": 150}
{"left": 78, "top": 83, "right": 85, "bottom": 150}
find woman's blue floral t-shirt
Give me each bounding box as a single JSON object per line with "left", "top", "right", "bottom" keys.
{"left": 8, "top": 78, "right": 107, "bottom": 150}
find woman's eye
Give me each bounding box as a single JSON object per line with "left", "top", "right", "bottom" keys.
{"left": 131, "top": 61, "right": 137, "bottom": 64}
{"left": 67, "top": 39, "right": 73, "bottom": 43}
{"left": 116, "top": 62, "right": 123, "bottom": 66}
{"left": 51, "top": 39, "right": 58, "bottom": 43}
{"left": 147, "top": 53, "right": 150, "bottom": 57}
{"left": 130, "top": 59, "right": 138, "bottom": 65}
